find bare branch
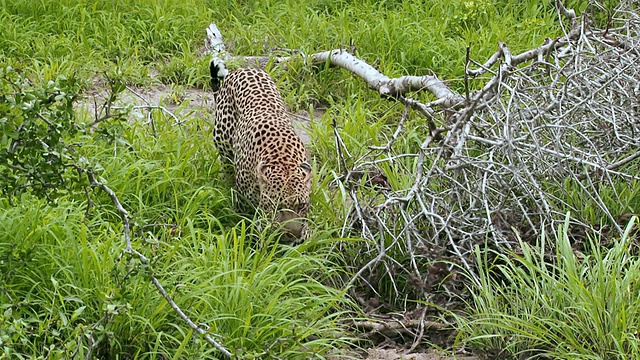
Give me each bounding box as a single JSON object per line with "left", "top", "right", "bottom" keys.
{"left": 86, "top": 170, "right": 232, "bottom": 357}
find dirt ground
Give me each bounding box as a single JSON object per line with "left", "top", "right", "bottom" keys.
{"left": 363, "top": 349, "right": 477, "bottom": 360}
{"left": 79, "top": 78, "right": 314, "bottom": 144}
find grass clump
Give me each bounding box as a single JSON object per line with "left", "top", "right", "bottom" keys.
{"left": 457, "top": 214, "right": 640, "bottom": 359}
{"left": 0, "top": 198, "right": 353, "bottom": 358}
{"left": 155, "top": 224, "right": 353, "bottom": 358}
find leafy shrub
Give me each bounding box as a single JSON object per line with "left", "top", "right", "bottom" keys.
{"left": 0, "top": 67, "right": 84, "bottom": 200}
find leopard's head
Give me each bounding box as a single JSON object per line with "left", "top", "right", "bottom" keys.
{"left": 256, "top": 160, "right": 312, "bottom": 242}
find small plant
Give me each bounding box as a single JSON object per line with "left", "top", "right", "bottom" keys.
{"left": 456, "top": 214, "right": 640, "bottom": 359}
{"left": 0, "top": 67, "right": 84, "bottom": 200}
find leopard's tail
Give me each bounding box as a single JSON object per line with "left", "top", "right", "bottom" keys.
{"left": 210, "top": 59, "right": 228, "bottom": 92}
{"left": 206, "top": 23, "right": 229, "bottom": 92}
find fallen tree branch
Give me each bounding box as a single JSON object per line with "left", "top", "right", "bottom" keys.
{"left": 309, "top": 50, "right": 464, "bottom": 107}
{"left": 205, "top": 0, "right": 640, "bottom": 320}
{"left": 207, "top": 29, "right": 462, "bottom": 106}
{"left": 206, "top": 24, "right": 463, "bottom": 132}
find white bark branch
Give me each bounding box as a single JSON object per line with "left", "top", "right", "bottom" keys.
{"left": 309, "top": 50, "right": 464, "bottom": 107}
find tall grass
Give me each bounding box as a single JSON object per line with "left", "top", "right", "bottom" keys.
{"left": 0, "top": 110, "right": 354, "bottom": 358}
{"left": 456, "top": 214, "right": 640, "bottom": 359}
{"left": 0, "top": 0, "right": 571, "bottom": 89}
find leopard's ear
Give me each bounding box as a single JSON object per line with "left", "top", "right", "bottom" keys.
{"left": 256, "top": 160, "right": 270, "bottom": 184}
{"left": 300, "top": 161, "right": 312, "bottom": 187}
{"left": 300, "top": 161, "right": 312, "bottom": 172}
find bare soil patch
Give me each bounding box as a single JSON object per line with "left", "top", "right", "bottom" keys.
{"left": 78, "top": 79, "right": 314, "bottom": 144}
{"left": 363, "top": 348, "right": 477, "bottom": 360}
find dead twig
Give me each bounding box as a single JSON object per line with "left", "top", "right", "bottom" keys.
{"left": 85, "top": 170, "right": 232, "bottom": 357}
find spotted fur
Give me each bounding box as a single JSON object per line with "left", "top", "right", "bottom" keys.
{"left": 211, "top": 66, "right": 312, "bottom": 241}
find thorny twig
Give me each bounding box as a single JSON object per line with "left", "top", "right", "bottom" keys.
{"left": 328, "top": 0, "right": 640, "bottom": 302}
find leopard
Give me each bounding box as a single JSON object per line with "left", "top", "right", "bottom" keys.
{"left": 210, "top": 63, "right": 312, "bottom": 242}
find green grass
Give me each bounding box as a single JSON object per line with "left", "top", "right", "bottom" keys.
{"left": 558, "top": 176, "right": 640, "bottom": 228}
{"left": 0, "top": 109, "right": 354, "bottom": 358}
{"left": 2, "top": 0, "right": 628, "bottom": 358}
{"left": 456, "top": 214, "right": 640, "bottom": 359}
{"left": 0, "top": 201, "right": 353, "bottom": 358}
{"left": 0, "top": 0, "right": 574, "bottom": 90}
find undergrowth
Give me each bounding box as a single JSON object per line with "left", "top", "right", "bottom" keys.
{"left": 0, "top": 69, "right": 353, "bottom": 358}
{"left": 1, "top": 0, "right": 634, "bottom": 358}
{"left": 457, "top": 214, "right": 640, "bottom": 359}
